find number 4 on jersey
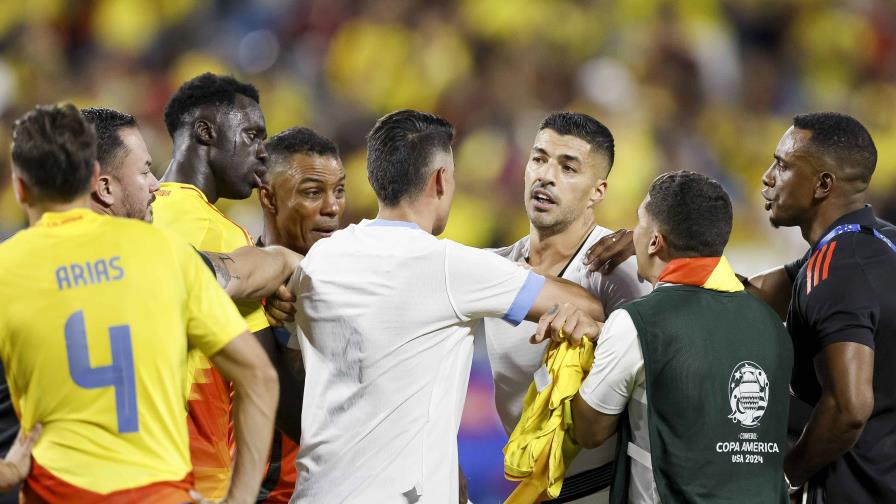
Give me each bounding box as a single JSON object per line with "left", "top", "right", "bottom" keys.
{"left": 64, "top": 310, "right": 139, "bottom": 433}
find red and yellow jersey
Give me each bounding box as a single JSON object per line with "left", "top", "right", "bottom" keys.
{"left": 153, "top": 182, "right": 268, "bottom": 499}
{"left": 257, "top": 433, "right": 299, "bottom": 503}
{"left": 0, "top": 209, "right": 246, "bottom": 496}
{"left": 24, "top": 461, "right": 193, "bottom": 504}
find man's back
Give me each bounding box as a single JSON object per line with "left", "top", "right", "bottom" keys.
{"left": 293, "top": 219, "right": 541, "bottom": 503}
{"left": 618, "top": 285, "right": 791, "bottom": 503}
{"left": 0, "top": 209, "right": 246, "bottom": 498}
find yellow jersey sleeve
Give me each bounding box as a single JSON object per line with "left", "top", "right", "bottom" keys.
{"left": 153, "top": 182, "right": 269, "bottom": 333}
{"left": 167, "top": 230, "right": 247, "bottom": 356}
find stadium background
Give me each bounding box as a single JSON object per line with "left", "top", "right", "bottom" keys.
{"left": 0, "top": 0, "right": 894, "bottom": 501}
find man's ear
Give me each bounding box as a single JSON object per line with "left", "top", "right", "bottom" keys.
{"left": 11, "top": 169, "right": 27, "bottom": 205}
{"left": 193, "top": 119, "right": 216, "bottom": 146}
{"left": 434, "top": 167, "right": 447, "bottom": 198}
{"left": 587, "top": 179, "right": 608, "bottom": 210}
{"left": 648, "top": 231, "right": 665, "bottom": 258}
{"left": 259, "top": 183, "right": 277, "bottom": 215}
{"left": 93, "top": 173, "right": 115, "bottom": 206}
{"left": 815, "top": 171, "right": 835, "bottom": 199}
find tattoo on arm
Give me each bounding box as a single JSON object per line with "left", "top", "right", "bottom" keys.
{"left": 211, "top": 253, "right": 240, "bottom": 289}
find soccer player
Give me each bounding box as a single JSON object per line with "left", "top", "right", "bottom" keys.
{"left": 80, "top": 107, "right": 300, "bottom": 303}
{"left": 150, "top": 73, "right": 282, "bottom": 500}
{"left": 573, "top": 171, "right": 792, "bottom": 503}
{"left": 254, "top": 126, "right": 346, "bottom": 503}
{"left": 0, "top": 103, "right": 277, "bottom": 502}
{"left": 291, "top": 109, "right": 604, "bottom": 503}
{"left": 481, "top": 112, "right": 649, "bottom": 503}
{"left": 81, "top": 107, "right": 160, "bottom": 222}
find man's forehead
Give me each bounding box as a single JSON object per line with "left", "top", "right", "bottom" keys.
{"left": 119, "top": 126, "right": 151, "bottom": 160}
{"left": 276, "top": 153, "right": 344, "bottom": 181}
{"left": 776, "top": 126, "right": 812, "bottom": 157}
{"left": 201, "top": 95, "right": 264, "bottom": 125}
{"left": 532, "top": 129, "right": 591, "bottom": 155}
{"left": 223, "top": 103, "right": 263, "bottom": 123}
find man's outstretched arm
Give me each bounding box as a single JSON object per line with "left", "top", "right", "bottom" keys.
{"left": 583, "top": 228, "right": 797, "bottom": 319}
{"left": 203, "top": 246, "right": 302, "bottom": 300}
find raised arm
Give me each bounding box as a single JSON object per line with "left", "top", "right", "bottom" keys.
{"left": 585, "top": 229, "right": 799, "bottom": 320}
{"left": 203, "top": 246, "right": 302, "bottom": 300}
{"left": 209, "top": 332, "right": 279, "bottom": 504}
{"left": 583, "top": 229, "right": 635, "bottom": 273}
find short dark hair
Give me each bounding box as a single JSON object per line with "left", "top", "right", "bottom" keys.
{"left": 266, "top": 127, "right": 339, "bottom": 163}
{"left": 163, "top": 72, "right": 260, "bottom": 137}
{"left": 539, "top": 112, "right": 615, "bottom": 173}
{"left": 366, "top": 109, "right": 455, "bottom": 206}
{"left": 11, "top": 103, "right": 97, "bottom": 202}
{"left": 81, "top": 107, "right": 138, "bottom": 173}
{"left": 645, "top": 171, "right": 732, "bottom": 257}
{"left": 793, "top": 112, "right": 877, "bottom": 184}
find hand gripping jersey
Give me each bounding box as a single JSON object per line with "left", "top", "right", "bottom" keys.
{"left": 0, "top": 209, "right": 246, "bottom": 500}
{"left": 152, "top": 182, "right": 269, "bottom": 498}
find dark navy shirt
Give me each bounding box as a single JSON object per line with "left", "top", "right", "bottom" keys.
{"left": 785, "top": 206, "right": 896, "bottom": 503}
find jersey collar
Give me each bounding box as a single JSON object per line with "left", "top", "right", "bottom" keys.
{"left": 823, "top": 205, "right": 877, "bottom": 235}
{"left": 34, "top": 208, "right": 96, "bottom": 228}
{"left": 364, "top": 219, "right": 421, "bottom": 230}
{"left": 160, "top": 182, "right": 208, "bottom": 202}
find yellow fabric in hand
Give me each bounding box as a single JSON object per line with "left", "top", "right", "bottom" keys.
{"left": 503, "top": 336, "right": 595, "bottom": 502}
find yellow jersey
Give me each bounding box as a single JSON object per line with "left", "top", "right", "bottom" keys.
{"left": 0, "top": 209, "right": 247, "bottom": 494}
{"left": 152, "top": 182, "right": 268, "bottom": 331}
{"left": 152, "top": 181, "right": 268, "bottom": 498}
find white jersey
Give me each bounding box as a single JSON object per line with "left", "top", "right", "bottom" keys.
{"left": 482, "top": 225, "right": 650, "bottom": 482}
{"left": 291, "top": 219, "right": 544, "bottom": 504}
{"left": 580, "top": 309, "right": 655, "bottom": 504}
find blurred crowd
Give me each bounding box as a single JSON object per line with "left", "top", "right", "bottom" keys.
{"left": 1, "top": 1, "right": 895, "bottom": 498}
{"left": 2, "top": 0, "right": 896, "bottom": 267}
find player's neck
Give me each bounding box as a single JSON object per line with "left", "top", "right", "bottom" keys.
{"left": 87, "top": 197, "right": 113, "bottom": 218}
{"left": 803, "top": 194, "right": 868, "bottom": 247}
{"left": 528, "top": 215, "right": 596, "bottom": 274}
{"left": 162, "top": 142, "right": 218, "bottom": 203}
{"left": 259, "top": 223, "right": 295, "bottom": 252}
{"left": 26, "top": 194, "right": 91, "bottom": 226}
{"left": 375, "top": 204, "right": 436, "bottom": 234}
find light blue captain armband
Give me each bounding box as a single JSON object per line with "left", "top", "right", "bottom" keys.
{"left": 503, "top": 271, "right": 546, "bottom": 326}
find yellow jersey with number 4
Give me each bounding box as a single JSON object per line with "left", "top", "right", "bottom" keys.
{"left": 0, "top": 208, "right": 247, "bottom": 494}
